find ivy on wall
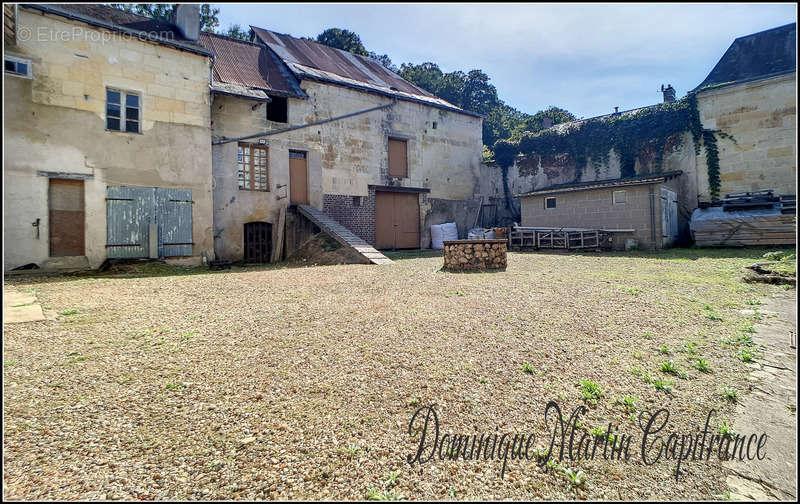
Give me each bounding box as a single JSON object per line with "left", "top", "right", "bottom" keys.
{"left": 492, "top": 93, "right": 733, "bottom": 201}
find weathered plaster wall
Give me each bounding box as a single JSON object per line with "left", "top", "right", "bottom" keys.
{"left": 211, "top": 80, "right": 483, "bottom": 259}
{"left": 3, "top": 8, "right": 213, "bottom": 271}
{"left": 696, "top": 74, "right": 796, "bottom": 200}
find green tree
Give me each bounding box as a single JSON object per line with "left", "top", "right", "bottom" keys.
{"left": 222, "top": 24, "right": 252, "bottom": 41}
{"left": 108, "top": 4, "right": 220, "bottom": 32}
{"left": 315, "top": 28, "right": 369, "bottom": 56}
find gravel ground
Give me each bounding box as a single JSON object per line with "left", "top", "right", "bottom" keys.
{"left": 3, "top": 247, "right": 792, "bottom": 500}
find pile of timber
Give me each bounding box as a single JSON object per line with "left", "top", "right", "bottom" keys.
{"left": 691, "top": 204, "right": 796, "bottom": 247}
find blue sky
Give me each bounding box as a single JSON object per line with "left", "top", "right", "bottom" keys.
{"left": 214, "top": 3, "right": 797, "bottom": 119}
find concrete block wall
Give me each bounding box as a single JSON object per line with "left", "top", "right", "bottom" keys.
{"left": 520, "top": 184, "right": 659, "bottom": 249}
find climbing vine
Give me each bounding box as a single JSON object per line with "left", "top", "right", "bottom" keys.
{"left": 492, "top": 92, "right": 733, "bottom": 201}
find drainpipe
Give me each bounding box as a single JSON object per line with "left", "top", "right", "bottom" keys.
{"left": 649, "top": 185, "right": 657, "bottom": 249}
{"left": 212, "top": 99, "right": 397, "bottom": 145}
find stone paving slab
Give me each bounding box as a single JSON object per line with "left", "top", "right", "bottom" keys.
{"left": 3, "top": 289, "right": 46, "bottom": 324}
{"left": 725, "top": 291, "right": 797, "bottom": 501}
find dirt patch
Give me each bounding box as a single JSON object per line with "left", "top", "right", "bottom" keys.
{"left": 285, "top": 232, "right": 368, "bottom": 265}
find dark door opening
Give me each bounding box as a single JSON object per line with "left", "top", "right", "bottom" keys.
{"left": 244, "top": 221, "right": 272, "bottom": 263}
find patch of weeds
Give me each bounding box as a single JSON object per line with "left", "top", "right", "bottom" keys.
{"left": 718, "top": 421, "right": 736, "bottom": 438}
{"left": 659, "top": 345, "right": 671, "bottom": 355}
{"left": 180, "top": 330, "right": 197, "bottom": 342}
{"left": 341, "top": 443, "right": 360, "bottom": 457}
{"left": 620, "top": 395, "right": 637, "bottom": 412}
{"left": 751, "top": 310, "right": 763, "bottom": 321}
{"left": 739, "top": 348, "right": 755, "bottom": 362}
{"left": 622, "top": 287, "right": 640, "bottom": 296}
{"left": 384, "top": 471, "right": 399, "bottom": 488}
{"left": 589, "top": 426, "right": 606, "bottom": 438}
{"left": 447, "top": 487, "right": 457, "bottom": 498}
{"left": 652, "top": 378, "right": 673, "bottom": 393}
{"left": 562, "top": 467, "right": 587, "bottom": 491}
{"left": 4, "top": 359, "right": 18, "bottom": 368}
{"left": 641, "top": 332, "right": 652, "bottom": 340}
{"left": 632, "top": 350, "right": 643, "bottom": 360}
{"left": 720, "top": 387, "right": 738, "bottom": 403}
{"left": 67, "top": 355, "right": 88, "bottom": 364}
{"left": 694, "top": 358, "right": 710, "bottom": 373}
{"left": 703, "top": 304, "right": 722, "bottom": 321}
{"left": 165, "top": 381, "right": 184, "bottom": 391}
{"left": 479, "top": 376, "right": 488, "bottom": 384}
{"left": 409, "top": 395, "right": 421, "bottom": 406}
{"left": 59, "top": 308, "right": 80, "bottom": 316}
{"left": 522, "top": 362, "right": 535, "bottom": 374}
{"left": 738, "top": 324, "right": 756, "bottom": 334}
{"left": 680, "top": 340, "right": 698, "bottom": 354}
{"left": 745, "top": 298, "right": 762, "bottom": 306}
{"left": 579, "top": 379, "right": 603, "bottom": 405}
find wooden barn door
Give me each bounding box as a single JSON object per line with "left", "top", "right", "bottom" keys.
{"left": 375, "top": 191, "right": 420, "bottom": 250}
{"left": 289, "top": 150, "right": 308, "bottom": 205}
{"left": 49, "top": 179, "right": 85, "bottom": 256}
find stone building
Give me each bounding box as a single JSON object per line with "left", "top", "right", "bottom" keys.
{"left": 495, "top": 22, "right": 796, "bottom": 250}
{"left": 203, "top": 26, "right": 483, "bottom": 262}
{"left": 3, "top": 4, "right": 214, "bottom": 271}
{"left": 3, "top": 4, "right": 484, "bottom": 271}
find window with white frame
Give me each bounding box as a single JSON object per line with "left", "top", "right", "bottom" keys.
{"left": 612, "top": 190, "right": 627, "bottom": 205}
{"left": 237, "top": 143, "right": 269, "bottom": 191}
{"left": 4, "top": 55, "right": 32, "bottom": 78}
{"left": 106, "top": 89, "right": 140, "bottom": 133}
{"left": 544, "top": 197, "right": 557, "bottom": 209}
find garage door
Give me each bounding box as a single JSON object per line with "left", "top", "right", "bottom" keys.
{"left": 375, "top": 191, "right": 420, "bottom": 249}
{"left": 106, "top": 186, "right": 193, "bottom": 258}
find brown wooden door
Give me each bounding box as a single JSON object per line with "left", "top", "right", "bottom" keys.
{"left": 388, "top": 138, "right": 408, "bottom": 178}
{"left": 289, "top": 150, "right": 308, "bottom": 205}
{"left": 375, "top": 191, "right": 419, "bottom": 249}
{"left": 48, "top": 179, "right": 85, "bottom": 256}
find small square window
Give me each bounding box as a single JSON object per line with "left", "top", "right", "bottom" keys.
{"left": 4, "top": 55, "right": 32, "bottom": 78}
{"left": 613, "top": 190, "right": 627, "bottom": 205}
{"left": 352, "top": 196, "right": 362, "bottom": 207}
{"left": 266, "top": 95, "right": 288, "bottom": 123}
{"left": 545, "top": 197, "right": 557, "bottom": 209}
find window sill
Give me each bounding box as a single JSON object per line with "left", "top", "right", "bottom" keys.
{"left": 238, "top": 188, "right": 271, "bottom": 193}
{"left": 105, "top": 129, "right": 142, "bottom": 135}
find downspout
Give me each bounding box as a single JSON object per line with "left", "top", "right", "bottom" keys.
{"left": 212, "top": 99, "right": 397, "bottom": 145}
{"left": 649, "top": 185, "right": 657, "bottom": 249}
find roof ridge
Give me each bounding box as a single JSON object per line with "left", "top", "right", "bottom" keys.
{"left": 733, "top": 22, "right": 795, "bottom": 42}
{"left": 200, "top": 30, "right": 263, "bottom": 48}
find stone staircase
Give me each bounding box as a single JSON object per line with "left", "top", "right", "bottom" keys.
{"left": 296, "top": 205, "right": 393, "bottom": 265}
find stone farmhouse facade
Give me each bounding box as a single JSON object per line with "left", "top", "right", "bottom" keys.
{"left": 490, "top": 23, "right": 796, "bottom": 250}
{"left": 3, "top": 4, "right": 483, "bottom": 271}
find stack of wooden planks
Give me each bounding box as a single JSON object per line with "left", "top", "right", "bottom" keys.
{"left": 691, "top": 206, "right": 796, "bottom": 246}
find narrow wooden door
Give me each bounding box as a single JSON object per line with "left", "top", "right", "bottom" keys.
{"left": 375, "top": 191, "right": 420, "bottom": 250}
{"left": 243, "top": 222, "right": 272, "bottom": 263}
{"left": 49, "top": 179, "right": 85, "bottom": 257}
{"left": 289, "top": 150, "right": 308, "bottom": 205}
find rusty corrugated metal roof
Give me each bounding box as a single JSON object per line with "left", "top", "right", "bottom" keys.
{"left": 250, "top": 26, "right": 481, "bottom": 117}
{"left": 198, "top": 32, "right": 305, "bottom": 99}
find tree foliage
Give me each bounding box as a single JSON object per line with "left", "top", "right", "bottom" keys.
{"left": 221, "top": 24, "right": 252, "bottom": 41}
{"left": 315, "top": 28, "right": 370, "bottom": 56}
{"left": 108, "top": 4, "right": 220, "bottom": 32}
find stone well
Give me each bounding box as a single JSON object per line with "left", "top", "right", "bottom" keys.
{"left": 443, "top": 239, "right": 508, "bottom": 271}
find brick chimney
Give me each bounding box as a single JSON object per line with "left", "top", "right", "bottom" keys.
{"left": 661, "top": 84, "right": 676, "bottom": 103}
{"left": 171, "top": 4, "right": 200, "bottom": 41}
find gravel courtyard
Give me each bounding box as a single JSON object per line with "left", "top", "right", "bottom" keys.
{"left": 2, "top": 248, "right": 792, "bottom": 500}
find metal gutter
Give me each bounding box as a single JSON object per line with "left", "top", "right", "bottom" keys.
{"left": 212, "top": 100, "right": 397, "bottom": 145}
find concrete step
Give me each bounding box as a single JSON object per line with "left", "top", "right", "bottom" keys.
{"left": 296, "top": 205, "right": 393, "bottom": 265}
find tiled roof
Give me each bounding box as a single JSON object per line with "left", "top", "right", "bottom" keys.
{"left": 197, "top": 32, "right": 305, "bottom": 99}
{"left": 23, "top": 4, "right": 211, "bottom": 56}
{"left": 694, "top": 23, "right": 796, "bottom": 91}
{"left": 250, "top": 26, "right": 481, "bottom": 117}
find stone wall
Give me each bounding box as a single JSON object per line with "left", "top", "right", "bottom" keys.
{"left": 3, "top": 7, "right": 213, "bottom": 271}
{"left": 695, "top": 74, "right": 796, "bottom": 199}
{"left": 443, "top": 239, "right": 507, "bottom": 271}
{"left": 211, "top": 80, "right": 484, "bottom": 259}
